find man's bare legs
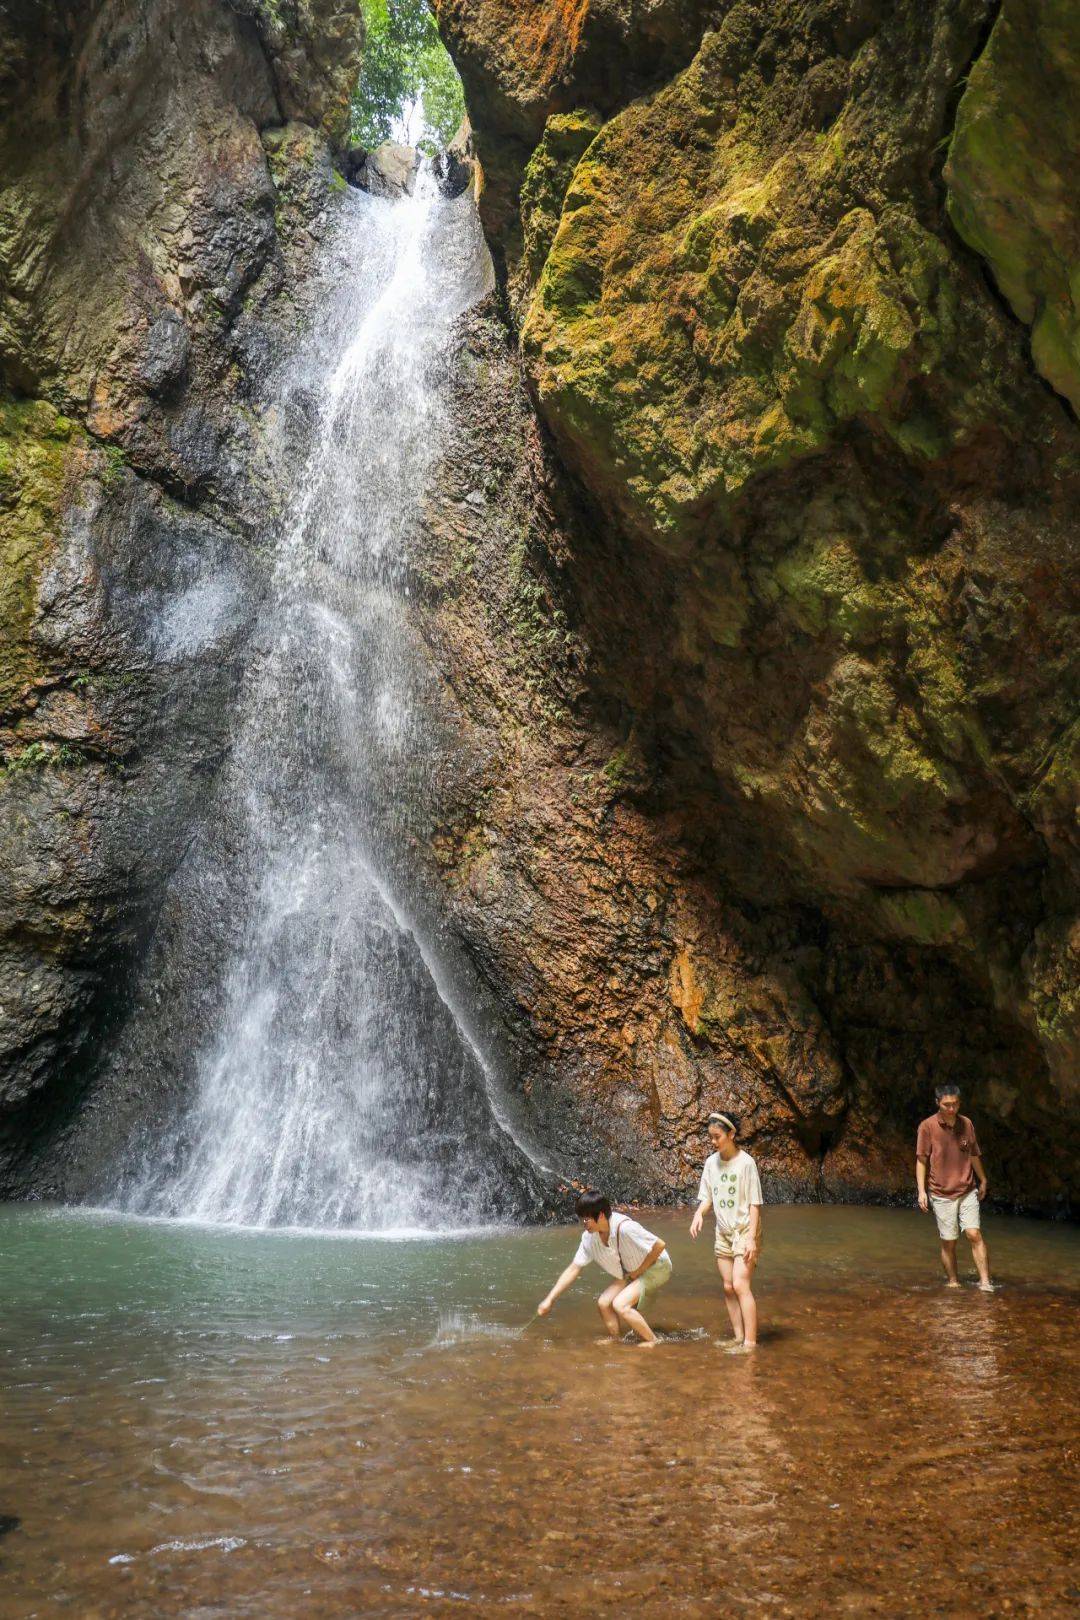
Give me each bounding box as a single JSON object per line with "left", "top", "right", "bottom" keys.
{"left": 716, "top": 1255, "right": 744, "bottom": 1343}
{"left": 612, "top": 1279, "right": 658, "bottom": 1347}
{"left": 940, "top": 1237, "right": 961, "bottom": 1286}
{"left": 595, "top": 1279, "right": 622, "bottom": 1342}
{"left": 965, "top": 1226, "right": 993, "bottom": 1289}
{"left": 732, "top": 1255, "right": 758, "bottom": 1348}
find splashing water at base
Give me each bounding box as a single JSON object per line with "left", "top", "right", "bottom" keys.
{"left": 111, "top": 172, "right": 541, "bottom": 1230}
{"left": 432, "top": 1310, "right": 527, "bottom": 1347}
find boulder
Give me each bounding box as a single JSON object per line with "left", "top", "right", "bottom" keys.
{"left": 140, "top": 310, "right": 191, "bottom": 399}
{"left": 434, "top": 120, "right": 474, "bottom": 199}
{"left": 357, "top": 142, "right": 419, "bottom": 199}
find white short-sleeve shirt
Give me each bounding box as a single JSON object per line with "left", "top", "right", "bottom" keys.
{"left": 573, "top": 1213, "right": 668, "bottom": 1280}
{"left": 697, "top": 1149, "right": 763, "bottom": 1234}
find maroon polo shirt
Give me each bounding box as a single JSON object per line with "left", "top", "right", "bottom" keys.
{"left": 916, "top": 1112, "right": 981, "bottom": 1198}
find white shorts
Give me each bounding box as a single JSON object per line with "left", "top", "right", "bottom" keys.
{"left": 930, "top": 1188, "right": 981, "bottom": 1240}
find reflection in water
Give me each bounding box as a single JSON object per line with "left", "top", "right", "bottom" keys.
{"left": 1, "top": 1204, "right": 1076, "bottom": 1616}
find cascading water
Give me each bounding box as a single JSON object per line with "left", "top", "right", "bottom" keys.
{"left": 114, "top": 169, "right": 545, "bottom": 1230}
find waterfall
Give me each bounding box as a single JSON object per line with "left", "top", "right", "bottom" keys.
{"left": 114, "top": 171, "right": 544, "bottom": 1230}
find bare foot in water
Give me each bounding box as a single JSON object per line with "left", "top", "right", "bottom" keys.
{"left": 636, "top": 1338, "right": 659, "bottom": 1350}
{"left": 727, "top": 1341, "right": 756, "bottom": 1354}
{"left": 722, "top": 1338, "right": 745, "bottom": 1351}
{"left": 945, "top": 1280, "right": 962, "bottom": 1289}
{"left": 594, "top": 1335, "right": 618, "bottom": 1346}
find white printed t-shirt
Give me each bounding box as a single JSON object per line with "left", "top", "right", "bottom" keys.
{"left": 573, "top": 1213, "right": 668, "bottom": 1281}
{"left": 697, "top": 1150, "right": 763, "bottom": 1235}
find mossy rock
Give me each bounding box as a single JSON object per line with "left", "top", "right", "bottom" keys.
{"left": 519, "top": 110, "right": 603, "bottom": 294}
{"left": 869, "top": 888, "right": 969, "bottom": 947}
{"left": 946, "top": 0, "right": 1080, "bottom": 414}
{"left": 0, "top": 398, "right": 84, "bottom": 710}
{"left": 520, "top": 28, "right": 1024, "bottom": 552}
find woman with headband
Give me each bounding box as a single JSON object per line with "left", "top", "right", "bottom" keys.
{"left": 689, "top": 1112, "right": 764, "bottom": 1352}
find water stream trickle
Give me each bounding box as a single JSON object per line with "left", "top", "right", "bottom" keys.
{"left": 115, "top": 172, "right": 541, "bottom": 1230}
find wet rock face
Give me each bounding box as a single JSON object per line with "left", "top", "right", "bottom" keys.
{"left": 0, "top": 0, "right": 362, "bottom": 1188}
{"left": 434, "top": 126, "right": 476, "bottom": 200}
{"left": 419, "top": 0, "right": 1080, "bottom": 1209}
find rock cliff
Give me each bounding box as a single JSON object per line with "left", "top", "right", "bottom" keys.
{"left": 1, "top": 0, "right": 1076, "bottom": 1211}
{"left": 421, "top": 0, "right": 1079, "bottom": 1207}
{"left": 0, "top": 0, "right": 362, "bottom": 1185}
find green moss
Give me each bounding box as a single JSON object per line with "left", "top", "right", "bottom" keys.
{"left": 1023, "top": 719, "right": 1080, "bottom": 830}
{"left": 265, "top": 121, "right": 328, "bottom": 241}
{"left": 0, "top": 397, "right": 85, "bottom": 710}
{"left": 519, "top": 110, "right": 603, "bottom": 291}
{"left": 519, "top": 27, "right": 995, "bottom": 552}
{"left": 507, "top": 559, "right": 569, "bottom": 657}
{"left": 946, "top": 0, "right": 1080, "bottom": 412}
{"left": 602, "top": 744, "right": 633, "bottom": 792}
{"left": 497, "top": 529, "right": 573, "bottom": 727}
{"left": 99, "top": 443, "right": 127, "bottom": 490}
{"left": 871, "top": 888, "right": 968, "bottom": 946}
{"left": 774, "top": 532, "right": 889, "bottom": 645}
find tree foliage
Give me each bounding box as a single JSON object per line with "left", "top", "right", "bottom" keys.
{"left": 350, "top": 0, "right": 466, "bottom": 154}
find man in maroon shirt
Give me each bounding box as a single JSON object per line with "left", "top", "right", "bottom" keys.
{"left": 915, "top": 1085, "right": 992, "bottom": 1289}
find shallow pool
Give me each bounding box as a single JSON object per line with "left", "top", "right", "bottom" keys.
{"left": 1, "top": 1203, "right": 1076, "bottom": 1616}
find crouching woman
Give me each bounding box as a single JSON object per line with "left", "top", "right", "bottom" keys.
{"left": 537, "top": 1189, "right": 672, "bottom": 1347}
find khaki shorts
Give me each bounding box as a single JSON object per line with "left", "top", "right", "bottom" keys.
{"left": 714, "top": 1228, "right": 760, "bottom": 1261}
{"left": 636, "top": 1252, "right": 673, "bottom": 1303}
{"left": 930, "top": 1188, "right": 981, "bottom": 1241}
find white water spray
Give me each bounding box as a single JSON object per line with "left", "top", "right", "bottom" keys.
{"left": 118, "top": 173, "right": 541, "bottom": 1229}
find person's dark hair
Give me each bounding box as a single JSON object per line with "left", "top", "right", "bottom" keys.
{"left": 707, "top": 1111, "right": 739, "bottom": 1135}
{"left": 934, "top": 1084, "right": 961, "bottom": 1103}
{"left": 574, "top": 1189, "right": 611, "bottom": 1221}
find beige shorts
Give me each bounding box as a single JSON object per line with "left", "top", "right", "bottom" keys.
{"left": 714, "top": 1228, "right": 760, "bottom": 1261}
{"left": 637, "top": 1252, "right": 673, "bottom": 1303}
{"left": 930, "top": 1188, "right": 981, "bottom": 1240}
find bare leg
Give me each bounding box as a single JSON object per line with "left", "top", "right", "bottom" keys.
{"left": 940, "top": 1238, "right": 961, "bottom": 1286}
{"left": 612, "top": 1280, "right": 657, "bottom": 1346}
{"left": 732, "top": 1256, "right": 758, "bottom": 1348}
{"left": 596, "top": 1279, "right": 622, "bottom": 1340}
{"left": 716, "top": 1255, "right": 743, "bottom": 1342}
{"left": 965, "top": 1228, "right": 992, "bottom": 1289}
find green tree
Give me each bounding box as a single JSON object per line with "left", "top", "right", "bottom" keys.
{"left": 350, "top": 0, "right": 466, "bottom": 155}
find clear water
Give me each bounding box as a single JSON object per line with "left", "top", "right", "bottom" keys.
{"left": 105, "top": 176, "right": 544, "bottom": 1229}
{"left": 1, "top": 1203, "right": 1076, "bottom": 1616}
